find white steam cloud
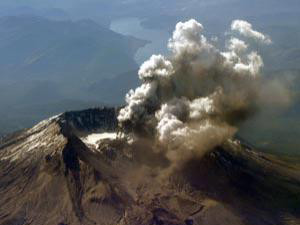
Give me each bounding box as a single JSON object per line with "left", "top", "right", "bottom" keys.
{"left": 231, "top": 20, "right": 272, "bottom": 44}
{"left": 118, "top": 19, "right": 272, "bottom": 166}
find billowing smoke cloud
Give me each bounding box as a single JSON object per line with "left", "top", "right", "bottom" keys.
{"left": 118, "top": 19, "right": 272, "bottom": 166}
{"left": 231, "top": 20, "right": 272, "bottom": 44}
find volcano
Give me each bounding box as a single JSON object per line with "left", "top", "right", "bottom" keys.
{"left": 0, "top": 107, "right": 300, "bottom": 225}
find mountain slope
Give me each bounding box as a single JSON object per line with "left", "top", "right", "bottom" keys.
{"left": 1, "top": 108, "right": 300, "bottom": 225}
{"left": 0, "top": 15, "right": 145, "bottom": 135}
{"left": 0, "top": 16, "right": 144, "bottom": 82}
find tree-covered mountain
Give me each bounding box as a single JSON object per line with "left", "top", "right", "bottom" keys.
{"left": 0, "top": 16, "right": 144, "bottom": 134}
{"left": 0, "top": 16, "right": 143, "bottom": 82}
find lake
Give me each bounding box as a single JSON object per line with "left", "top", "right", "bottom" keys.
{"left": 110, "top": 17, "right": 170, "bottom": 65}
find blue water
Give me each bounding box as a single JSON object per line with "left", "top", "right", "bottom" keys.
{"left": 110, "top": 17, "right": 170, "bottom": 65}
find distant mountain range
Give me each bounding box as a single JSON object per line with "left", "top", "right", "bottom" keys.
{"left": 0, "top": 15, "right": 144, "bottom": 135}
{"left": 0, "top": 6, "right": 69, "bottom": 21}
{"left": 0, "top": 16, "right": 143, "bottom": 82}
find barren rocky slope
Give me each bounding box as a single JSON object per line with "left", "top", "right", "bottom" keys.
{"left": 0, "top": 108, "right": 300, "bottom": 225}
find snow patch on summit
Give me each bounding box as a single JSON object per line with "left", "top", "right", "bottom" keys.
{"left": 27, "top": 114, "right": 61, "bottom": 134}
{"left": 81, "top": 132, "right": 118, "bottom": 148}
{"left": 0, "top": 114, "right": 65, "bottom": 162}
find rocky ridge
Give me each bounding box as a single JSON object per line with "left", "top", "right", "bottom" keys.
{"left": 0, "top": 107, "right": 300, "bottom": 225}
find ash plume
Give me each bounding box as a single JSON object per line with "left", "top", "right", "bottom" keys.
{"left": 231, "top": 20, "right": 272, "bottom": 44}
{"left": 118, "top": 19, "right": 272, "bottom": 166}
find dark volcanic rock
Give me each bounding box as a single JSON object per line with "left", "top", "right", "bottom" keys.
{"left": 61, "top": 107, "right": 118, "bottom": 133}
